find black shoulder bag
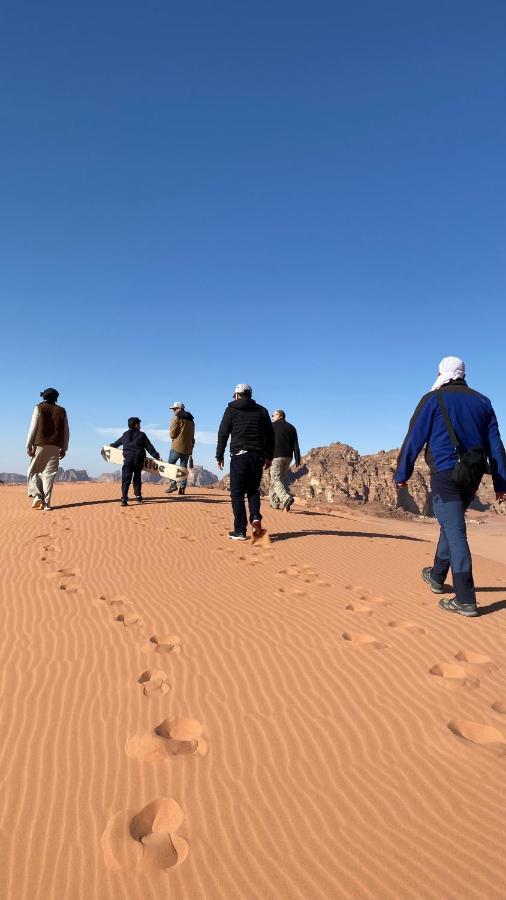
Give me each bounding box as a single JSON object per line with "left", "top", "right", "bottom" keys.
{"left": 436, "top": 393, "right": 489, "bottom": 491}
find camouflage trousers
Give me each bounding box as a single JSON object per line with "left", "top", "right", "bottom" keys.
{"left": 269, "top": 457, "right": 292, "bottom": 508}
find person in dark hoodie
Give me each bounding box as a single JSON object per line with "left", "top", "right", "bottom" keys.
{"left": 216, "top": 383, "right": 274, "bottom": 541}
{"left": 396, "top": 356, "right": 506, "bottom": 617}
{"left": 166, "top": 401, "right": 195, "bottom": 495}
{"left": 109, "top": 418, "right": 161, "bottom": 506}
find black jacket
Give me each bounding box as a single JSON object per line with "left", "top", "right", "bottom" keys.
{"left": 110, "top": 429, "right": 161, "bottom": 460}
{"left": 216, "top": 399, "right": 275, "bottom": 460}
{"left": 273, "top": 419, "right": 301, "bottom": 466}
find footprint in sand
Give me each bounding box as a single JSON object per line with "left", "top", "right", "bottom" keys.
{"left": 491, "top": 701, "right": 506, "bottom": 715}
{"left": 447, "top": 719, "right": 505, "bottom": 746}
{"left": 106, "top": 595, "right": 143, "bottom": 629}
{"left": 102, "top": 797, "right": 189, "bottom": 872}
{"left": 346, "top": 602, "right": 373, "bottom": 615}
{"left": 126, "top": 717, "right": 208, "bottom": 762}
{"left": 138, "top": 670, "right": 171, "bottom": 697}
{"left": 145, "top": 634, "right": 182, "bottom": 655}
{"left": 454, "top": 650, "right": 496, "bottom": 675}
{"left": 341, "top": 631, "right": 388, "bottom": 650}
{"left": 116, "top": 611, "right": 143, "bottom": 628}
{"left": 388, "top": 621, "right": 427, "bottom": 635}
{"left": 429, "top": 663, "right": 479, "bottom": 691}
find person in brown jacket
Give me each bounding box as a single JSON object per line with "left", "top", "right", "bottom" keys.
{"left": 26, "top": 388, "right": 70, "bottom": 510}
{"left": 166, "top": 401, "right": 195, "bottom": 495}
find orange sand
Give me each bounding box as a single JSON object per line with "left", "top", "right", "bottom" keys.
{"left": 1, "top": 483, "right": 506, "bottom": 899}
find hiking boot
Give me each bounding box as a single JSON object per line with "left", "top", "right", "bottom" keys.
{"left": 32, "top": 498, "right": 44, "bottom": 510}
{"left": 166, "top": 483, "right": 177, "bottom": 494}
{"left": 421, "top": 567, "right": 445, "bottom": 594}
{"left": 284, "top": 496, "right": 295, "bottom": 512}
{"left": 135, "top": 496, "right": 143, "bottom": 503}
{"left": 439, "top": 597, "right": 479, "bottom": 617}
{"left": 228, "top": 530, "right": 247, "bottom": 541}
{"left": 120, "top": 499, "right": 128, "bottom": 507}
{"left": 178, "top": 486, "right": 185, "bottom": 495}
{"left": 251, "top": 520, "right": 265, "bottom": 539}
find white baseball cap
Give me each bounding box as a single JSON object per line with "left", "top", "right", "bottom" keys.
{"left": 170, "top": 401, "right": 185, "bottom": 409}
{"left": 234, "top": 383, "right": 252, "bottom": 395}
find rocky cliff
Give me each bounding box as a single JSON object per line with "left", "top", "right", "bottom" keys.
{"left": 214, "top": 442, "right": 504, "bottom": 517}
{"left": 56, "top": 468, "right": 91, "bottom": 482}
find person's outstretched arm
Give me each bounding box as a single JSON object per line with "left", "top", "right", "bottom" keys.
{"left": 169, "top": 416, "right": 181, "bottom": 440}
{"left": 109, "top": 434, "right": 124, "bottom": 449}
{"left": 396, "top": 394, "right": 434, "bottom": 485}
{"left": 26, "top": 406, "right": 39, "bottom": 456}
{"left": 293, "top": 428, "right": 301, "bottom": 467}
{"left": 60, "top": 411, "right": 70, "bottom": 459}
{"left": 144, "top": 434, "right": 161, "bottom": 460}
{"left": 216, "top": 408, "right": 231, "bottom": 468}
{"left": 486, "top": 405, "right": 506, "bottom": 499}
{"left": 263, "top": 409, "right": 275, "bottom": 467}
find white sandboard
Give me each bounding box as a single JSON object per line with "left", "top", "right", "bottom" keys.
{"left": 101, "top": 445, "right": 188, "bottom": 481}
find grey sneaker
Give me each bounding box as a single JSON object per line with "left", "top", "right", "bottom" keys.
{"left": 421, "top": 567, "right": 445, "bottom": 594}
{"left": 439, "top": 597, "right": 479, "bottom": 617}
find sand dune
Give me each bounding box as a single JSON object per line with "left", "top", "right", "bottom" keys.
{"left": 1, "top": 483, "right": 505, "bottom": 899}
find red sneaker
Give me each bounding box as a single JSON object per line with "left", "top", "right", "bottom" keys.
{"left": 251, "top": 519, "right": 265, "bottom": 539}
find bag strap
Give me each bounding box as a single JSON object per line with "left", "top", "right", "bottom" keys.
{"left": 436, "top": 392, "right": 461, "bottom": 453}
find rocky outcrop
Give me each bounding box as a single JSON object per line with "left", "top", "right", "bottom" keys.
{"left": 56, "top": 468, "right": 91, "bottom": 482}
{"left": 0, "top": 473, "right": 25, "bottom": 483}
{"left": 187, "top": 466, "right": 218, "bottom": 487}
{"left": 214, "top": 442, "right": 504, "bottom": 517}
{"left": 94, "top": 466, "right": 218, "bottom": 487}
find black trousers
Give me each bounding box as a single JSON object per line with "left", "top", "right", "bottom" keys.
{"left": 122, "top": 453, "right": 144, "bottom": 500}
{"left": 229, "top": 452, "right": 264, "bottom": 533}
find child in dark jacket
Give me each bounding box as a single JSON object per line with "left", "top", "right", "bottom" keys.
{"left": 110, "top": 417, "right": 161, "bottom": 506}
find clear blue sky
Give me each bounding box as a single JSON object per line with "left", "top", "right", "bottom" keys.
{"left": 1, "top": 1, "right": 505, "bottom": 476}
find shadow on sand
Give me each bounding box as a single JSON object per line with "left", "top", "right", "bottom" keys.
{"left": 270, "top": 529, "right": 426, "bottom": 543}
{"left": 53, "top": 495, "right": 227, "bottom": 510}
{"left": 478, "top": 598, "right": 506, "bottom": 616}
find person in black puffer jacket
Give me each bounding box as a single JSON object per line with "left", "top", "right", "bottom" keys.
{"left": 269, "top": 410, "right": 301, "bottom": 511}
{"left": 110, "top": 417, "right": 161, "bottom": 505}
{"left": 216, "top": 384, "right": 274, "bottom": 540}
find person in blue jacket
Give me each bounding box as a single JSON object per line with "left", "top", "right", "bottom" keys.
{"left": 110, "top": 417, "right": 161, "bottom": 506}
{"left": 396, "top": 357, "right": 506, "bottom": 617}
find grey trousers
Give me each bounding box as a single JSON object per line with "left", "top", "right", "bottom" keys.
{"left": 27, "top": 445, "right": 60, "bottom": 505}
{"left": 269, "top": 456, "right": 292, "bottom": 507}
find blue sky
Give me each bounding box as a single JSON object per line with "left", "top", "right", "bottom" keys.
{"left": 1, "top": 1, "right": 505, "bottom": 476}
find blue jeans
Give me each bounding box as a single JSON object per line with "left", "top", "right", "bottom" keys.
{"left": 431, "top": 471, "right": 477, "bottom": 606}
{"left": 168, "top": 449, "right": 189, "bottom": 487}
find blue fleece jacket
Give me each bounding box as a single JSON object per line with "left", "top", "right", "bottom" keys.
{"left": 396, "top": 380, "right": 506, "bottom": 493}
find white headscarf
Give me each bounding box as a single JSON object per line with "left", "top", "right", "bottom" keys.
{"left": 431, "top": 356, "right": 466, "bottom": 391}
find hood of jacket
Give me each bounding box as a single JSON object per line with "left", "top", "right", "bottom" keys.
{"left": 228, "top": 399, "right": 258, "bottom": 412}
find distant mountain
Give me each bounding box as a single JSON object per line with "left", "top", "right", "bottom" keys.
{"left": 94, "top": 465, "right": 218, "bottom": 486}
{"left": 0, "top": 473, "right": 25, "bottom": 484}
{"left": 214, "top": 442, "right": 504, "bottom": 517}
{"left": 56, "top": 467, "right": 91, "bottom": 482}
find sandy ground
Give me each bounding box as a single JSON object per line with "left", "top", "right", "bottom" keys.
{"left": 1, "top": 483, "right": 505, "bottom": 900}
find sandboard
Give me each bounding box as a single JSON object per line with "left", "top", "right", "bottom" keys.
{"left": 101, "top": 445, "right": 188, "bottom": 481}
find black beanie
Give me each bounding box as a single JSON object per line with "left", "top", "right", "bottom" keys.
{"left": 40, "top": 388, "right": 59, "bottom": 402}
